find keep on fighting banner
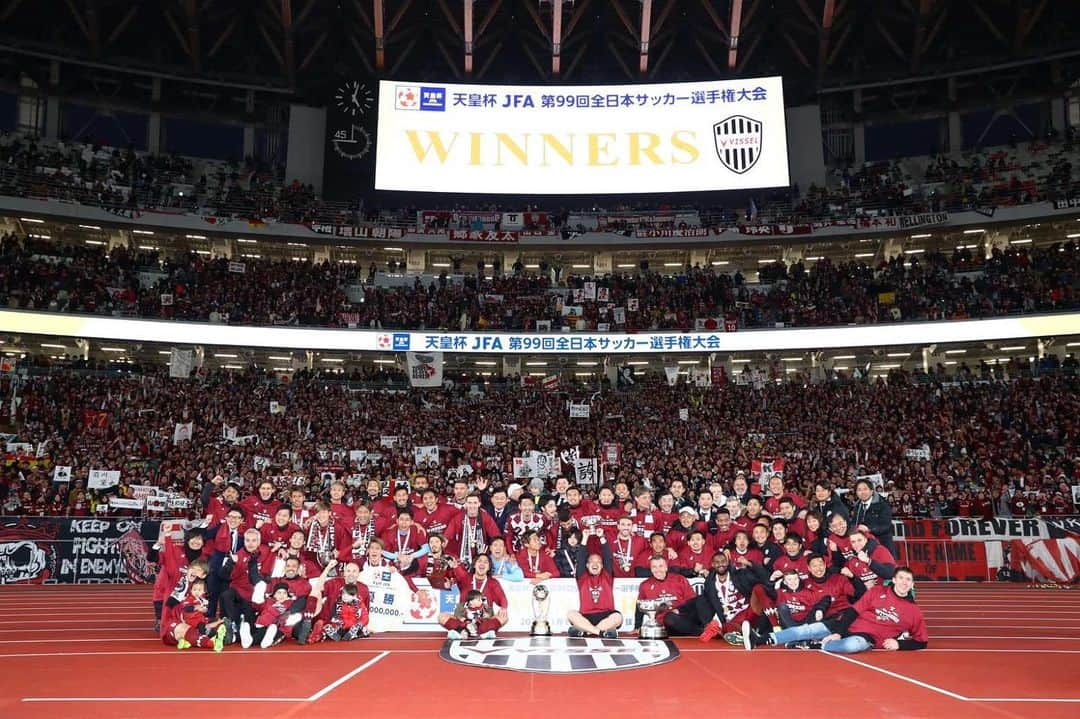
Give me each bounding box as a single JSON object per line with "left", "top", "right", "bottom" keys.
{"left": 0, "top": 517, "right": 159, "bottom": 584}
{"left": 375, "top": 78, "right": 790, "bottom": 194}
{"left": 894, "top": 518, "right": 1080, "bottom": 583}
{"left": 3, "top": 309, "right": 1077, "bottom": 355}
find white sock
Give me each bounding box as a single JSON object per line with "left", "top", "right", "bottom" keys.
{"left": 251, "top": 581, "right": 267, "bottom": 605}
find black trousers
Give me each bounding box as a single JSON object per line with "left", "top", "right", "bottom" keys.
{"left": 662, "top": 599, "right": 708, "bottom": 636}
{"left": 219, "top": 588, "right": 256, "bottom": 626}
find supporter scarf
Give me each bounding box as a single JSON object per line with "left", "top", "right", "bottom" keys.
{"left": 614, "top": 536, "right": 634, "bottom": 571}
{"left": 306, "top": 517, "right": 335, "bottom": 565}
{"left": 459, "top": 515, "right": 485, "bottom": 564}
{"left": 351, "top": 521, "right": 374, "bottom": 558}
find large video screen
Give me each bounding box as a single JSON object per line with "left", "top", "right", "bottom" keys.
{"left": 374, "top": 77, "right": 789, "bottom": 195}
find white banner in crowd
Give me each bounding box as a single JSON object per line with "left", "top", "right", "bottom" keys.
{"left": 172, "top": 422, "right": 193, "bottom": 444}
{"left": 569, "top": 402, "right": 591, "bottom": 419}
{"left": 108, "top": 497, "right": 145, "bottom": 510}
{"left": 905, "top": 447, "right": 931, "bottom": 461}
{"left": 87, "top": 469, "right": 120, "bottom": 489}
{"left": 664, "top": 366, "right": 679, "bottom": 386}
{"left": 406, "top": 352, "right": 444, "bottom": 387}
{"left": 52, "top": 465, "right": 72, "bottom": 483}
{"left": 414, "top": 445, "right": 439, "bottom": 466}
{"left": 574, "top": 458, "right": 598, "bottom": 485}
{"left": 373, "top": 577, "right": 707, "bottom": 633}
{"left": 481, "top": 434, "right": 496, "bottom": 447}
{"left": 375, "top": 78, "right": 789, "bottom": 194}
{"left": 169, "top": 348, "right": 193, "bottom": 378}
{"left": 4, "top": 311, "right": 1076, "bottom": 355}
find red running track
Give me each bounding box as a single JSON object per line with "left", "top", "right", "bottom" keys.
{"left": 1, "top": 582, "right": 1078, "bottom": 719}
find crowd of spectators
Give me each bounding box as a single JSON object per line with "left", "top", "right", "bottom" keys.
{"left": 1, "top": 367, "right": 1076, "bottom": 521}
{"left": 1, "top": 232, "right": 1075, "bottom": 331}
{"left": 3, "top": 130, "right": 1080, "bottom": 230}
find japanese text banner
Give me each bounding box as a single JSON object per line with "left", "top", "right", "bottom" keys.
{"left": 375, "top": 77, "right": 790, "bottom": 194}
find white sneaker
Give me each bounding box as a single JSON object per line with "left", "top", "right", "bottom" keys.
{"left": 479, "top": 630, "right": 496, "bottom": 639}
{"left": 740, "top": 620, "right": 752, "bottom": 652}
{"left": 251, "top": 581, "right": 267, "bottom": 605}
{"left": 285, "top": 613, "right": 302, "bottom": 627}
{"left": 239, "top": 620, "right": 253, "bottom": 649}
{"left": 260, "top": 624, "right": 277, "bottom": 649}
{"left": 446, "top": 630, "right": 462, "bottom": 640}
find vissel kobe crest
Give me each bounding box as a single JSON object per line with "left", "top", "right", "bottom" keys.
{"left": 713, "top": 115, "right": 762, "bottom": 174}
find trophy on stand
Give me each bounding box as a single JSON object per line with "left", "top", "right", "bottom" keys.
{"left": 637, "top": 599, "right": 668, "bottom": 639}
{"left": 530, "top": 584, "right": 552, "bottom": 636}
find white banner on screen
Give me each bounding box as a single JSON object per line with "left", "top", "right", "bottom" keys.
{"left": 375, "top": 78, "right": 789, "bottom": 194}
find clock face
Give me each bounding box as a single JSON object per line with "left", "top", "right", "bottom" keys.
{"left": 334, "top": 80, "right": 374, "bottom": 117}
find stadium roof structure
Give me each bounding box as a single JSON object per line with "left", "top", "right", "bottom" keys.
{"left": 1, "top": 1, "right": 1080, "bottom": 118}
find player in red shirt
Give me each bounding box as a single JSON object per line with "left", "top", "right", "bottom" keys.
{"left": 305, "top": 501, "right": 350, "bottom": 569}
{"left": 160, "top": 559, "right": 210, "bottom": 646}
{"left": 763, "top": 477, "right": 807, "bottom": 516}
{"left": 749, "top": 566, "right": 928, "bottom": 652}
{"left": 805, "top": 554, "right": 855, "bottom": 620}
{"left": 564, "top": 485, "right": 598, "bottom": 524}
{"left": 729, "top": 530, "right": 764, "bottom": 568}
{"left": 240, "top": 481, "right": 279, "bottom": 528}
{"left": 610, "top": 516, "right": 647, "bottom": 578}
{"left": 443, "top": 494, "right": 502, "bottom": 567}
{"left": 675, "top": 530, "right": 715, "bottom": 578}
{"left": 770, "top": 534, "right": 811, "bottom": 582}
{"left": 666, "top": 507, "right": 708, "bottom": 552}
{"left": 628, "top": 486, "right": 663, "bottom": 538}
{"left": 636, "top": 556, "right": 696, "bottom": 631}
{"left": 633, "top": 533, "right": 679, "bottom": 576}
{"left": 150, "top": 527, "right": 209, "bottom": 632}
{"left": 504, "top": 494, "right": 546, "bottom": 552}
{"left": 516, "top": 529, "right": 560, "bottom": 582}
{"left": 566, "top": 526, "right": 622, "bottom": 638}
{"left": 378, "top": 507, "right": 428, "bottom": 568}
{"left": 593, "top": 486, "right": 625, "bottom": 537}
{"left": 415, "top": 490, "right": 458, "bottom": 538}
{"left": 259, "top": 505, "right": 295, "bottom": 553}
{"left": 774, "top": 569, "right": 831, "bottom": 628}
{"left": 840, "top": 530, "right": 897, "bottom": 597}
{"left": 440, "top": 553, "right": 508, "bottom": 635}
{"left": 327, "top": 481, "right": 354, "bottom": 527}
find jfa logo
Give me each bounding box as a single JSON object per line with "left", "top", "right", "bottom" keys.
{"left": 419, "top": 87, "right": 446, "bottom": 111}
{"left": 392, "top": 333, "right": 411, "bottom": 351}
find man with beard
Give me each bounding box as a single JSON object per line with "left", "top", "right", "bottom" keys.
{"left": 150, "top": 527, "right": 210, "bottom": 632}
{"left": 445, "top": 493, "right": 502, "bottom": 568}
{"left": 747, "top": 567, "right": 928, "bottom": 653}
{"left": 666, "top": 507, "right": 708, "bottom": 552}
{"left": 241, "top": 481, "right": 279, "bottom": 528}
{"left": 610, "top": 516, "right": 647, "bottom": 578}
{"left": 311, "top": 560, "right": 365, "bottom": 643}
{"left": 240, "top": 555, "right": 328, "bottom": 646}
{"left": 288, "top": 488, "right": 313, "bottom": 529}
{"left": 686, "top": 546, "right": 773, "bottom": 639}
{"left": 564, "top": 485, "right": 598, "bottom": 524}
{"left": 217, "top": 528, "right": 274, "bottom": 628}
{"left": 415, "top": 534, "right": 458, "bottom": 587}
{"left": 373, "top": 485, "right": 413, "bottom": 523}
{"left": 202, "top": 480, "right": 243, "bottom": 537}
{"left": 566, "top": 525, "right": 622, "bottom": 638}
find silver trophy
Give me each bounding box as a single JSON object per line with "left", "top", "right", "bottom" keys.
{"left": 637, "top": 598, "right": 668, "bottom": 639}
{"left": 530, "top": 584, "right": 552, "bottom": 636}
